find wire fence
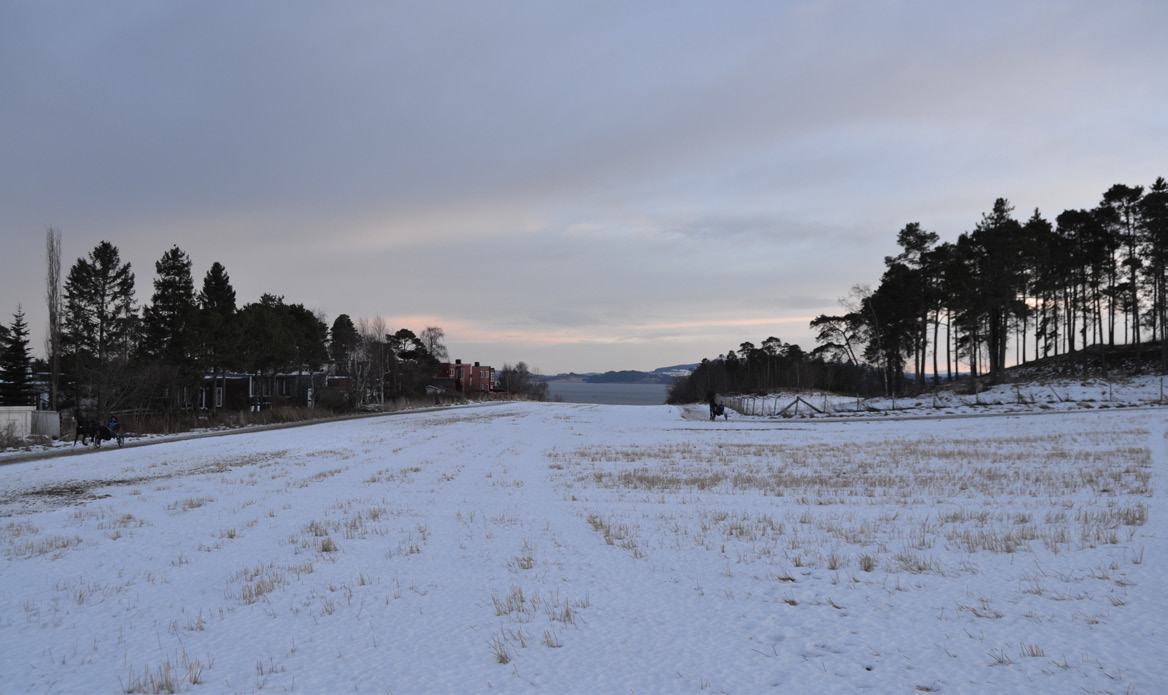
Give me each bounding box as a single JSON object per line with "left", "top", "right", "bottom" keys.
{"left": 720, "top": 377, "right": 1168, "bottom": 419}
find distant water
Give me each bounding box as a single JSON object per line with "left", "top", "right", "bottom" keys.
{"left": 545, "top": 382, "right": 670, "bottom": 406}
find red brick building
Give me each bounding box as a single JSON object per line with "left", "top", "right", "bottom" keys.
{"left": 434, "top": 360, "right": 495, "bottom": 395}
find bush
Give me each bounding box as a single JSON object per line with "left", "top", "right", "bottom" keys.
{"left": 1, "top": 422, "right": 21, "bottom": 449}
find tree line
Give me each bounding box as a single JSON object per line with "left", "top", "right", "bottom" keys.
{"left": 666, "top": 336, "right": 885, "bottom": 405}
{"left": 0, "top": 234, "right": 493, "bottom": 415}
{"left": 669, "top": 177, "right": 1168, "bottom": 403}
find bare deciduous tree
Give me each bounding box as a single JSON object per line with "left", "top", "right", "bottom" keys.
{"left": 420, "top": 325, "right": 449, "bottom": 363}
{"left": 355, "top": 316, "right": 386, "bottom": 405}
{"left": 45, "top": 227, "right": 62, "bottom": 409}
{"left": 497, "top": 361, "right": 547, "bottom": 400}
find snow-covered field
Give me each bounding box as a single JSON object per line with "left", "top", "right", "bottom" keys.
{"left": 1, "top": 400, "right": 1163, "bottom": 694}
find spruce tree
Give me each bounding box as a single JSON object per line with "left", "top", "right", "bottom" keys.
{"left": 197, "top": 262, "right": 238, "bottom": 411}
{"left": 0, "top": 307, "right": 34, "bottom": 406}
{"left": 141, "top": 246, "right": 197, "bottom": 365}
{"left": 139, "top": 246, "right": 199, "bottom": 410}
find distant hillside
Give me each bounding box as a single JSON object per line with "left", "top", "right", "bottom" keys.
{"left": 585, "top": 370, "right": 669, "bottom": 384}
{"left": 652, "top": 363, "right": 700, "bottom": 378}
{"left": 540, "top": 364, "right": 697, "bottom": 385}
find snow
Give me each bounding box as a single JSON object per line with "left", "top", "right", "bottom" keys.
{"left": 1, "top": 393, "right": 1164, "bottom": 694}
{"left": 721, "top": 375, "right": 1168, "bottom": 419}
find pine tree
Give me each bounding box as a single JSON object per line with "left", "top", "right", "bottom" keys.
{"left": 237, "top": 295, "right": 296, "bottom": 407}
{"left": 329, "top": 314, "right": 359, "bottom": 376}
{"left": 967, "top": 199, "right": 1028, "bottom": 384}
{"left": 285, "top": 303, "right": 328, "bottom": 402}
{"left": 386, "top": 328, "right": 438, "bottom": 397}
{"left": 0, "top": 307, "right": 34, "bottom": 406}
{"left": 1139, "top": 177, "right": 1168, "bottom": 371}
{"left": 62, "top": 241, "right": 137, "bottom": 414}
{"left": 1100, "top": 184, "right": 1145, "bottom": 344}
{"left": 923, "top": 241, "right": 957, "bottom": 381}
{"left": 1019, "top": 209, "right": 1053, "bottom": 364}
{"left": 886, "top": 222, "right": 938, "bottom": 387}
{"left": 863, "top": 263, "right": 918, "bottom": 394}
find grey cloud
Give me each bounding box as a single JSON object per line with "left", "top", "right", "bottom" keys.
{"left": 3, "top": 1, "right": 1166, "bottom": 373}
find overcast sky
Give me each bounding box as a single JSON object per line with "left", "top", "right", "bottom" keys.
{"left": 2, "top": 1, "right": 1165, "bottom": 374}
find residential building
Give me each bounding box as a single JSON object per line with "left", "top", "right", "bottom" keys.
{"left": 434, "top": 360, "right": 495, "bottom": 395}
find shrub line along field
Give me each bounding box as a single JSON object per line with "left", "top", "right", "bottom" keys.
{"left": 0, "top": 401, "right": 1163, "bottom": 694}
